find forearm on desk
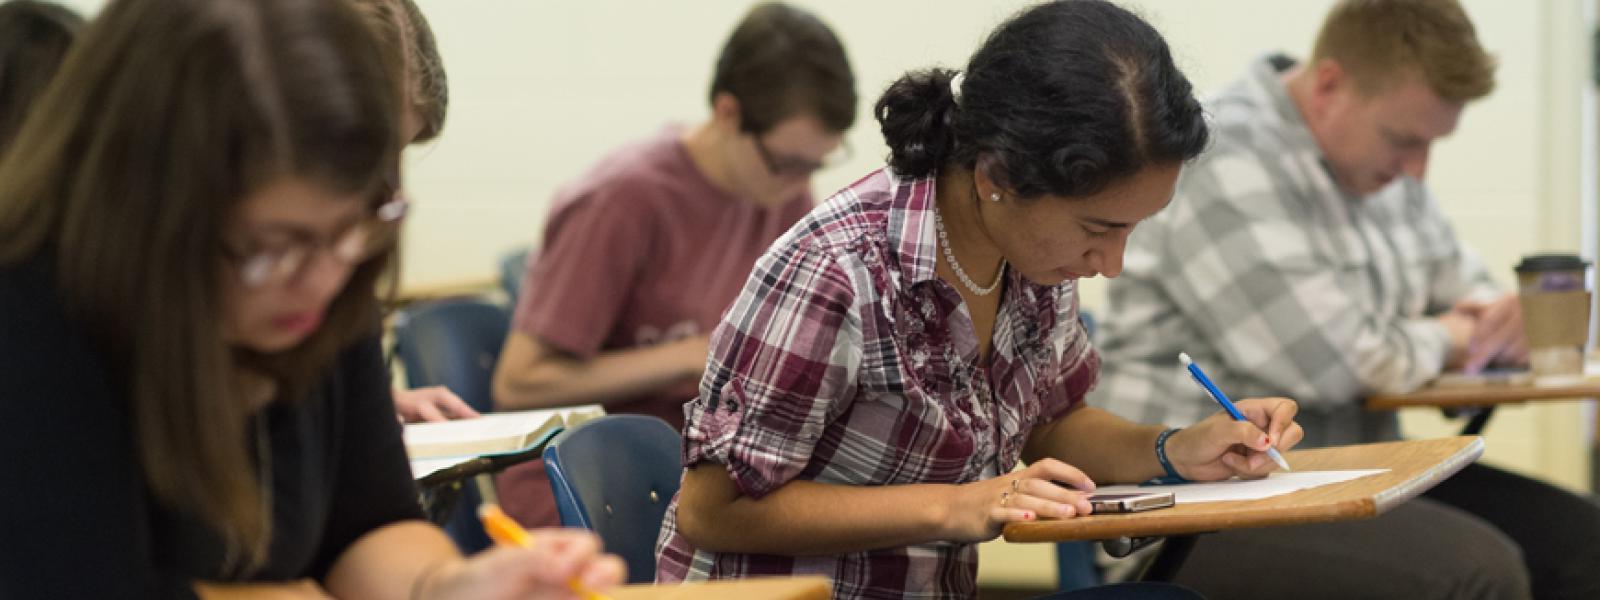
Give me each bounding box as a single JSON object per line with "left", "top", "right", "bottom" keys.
{"left": 492, "top": 332, "right": 699, "bottom": 410}
{"left": 322, "top": 521, "right": 460, "bottom": 600}
{"left": 675, "top": 462, "right": 952, "bottom": 556}
{"left": 1023, "top": 407, "right": 1165, "bottom": 485}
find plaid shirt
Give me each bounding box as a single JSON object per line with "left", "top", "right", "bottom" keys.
{"left": 1089, "top": 54, "right": 1498, "bottom": 447}
{"left": 654, "top": 169, "right": 1098, "bottom": 599}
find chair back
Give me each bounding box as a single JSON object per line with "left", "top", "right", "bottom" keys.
{"left": 544, "top": 415, "right": 682, "bottom": 583}
{"left": 499, "top": 247, "right": 532, "bottom": 304}
{"left": 392, "top": 297, "right": 510, "bottom": 552}
{"left": 392, "top": 297, "right": 509, "bottom": 414}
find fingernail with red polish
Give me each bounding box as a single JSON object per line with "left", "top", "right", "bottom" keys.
{"left": 1024, "top": 511, "right": 1035, "bottom": 520}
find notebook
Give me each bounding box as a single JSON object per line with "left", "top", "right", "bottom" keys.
{"left": 403, "top": 405, "right": 604, "bottom": 460}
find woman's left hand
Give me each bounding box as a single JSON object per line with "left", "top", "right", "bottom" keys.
{"left": 1164, "top": 397, "right": 1304, "bottom": 481}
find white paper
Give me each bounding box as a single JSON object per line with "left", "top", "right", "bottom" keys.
{"left": 410, "top": 456, "right": 470, "bottom": 479}
{"left": 1092, "top": 469, "right": 1388, "bottom": 503}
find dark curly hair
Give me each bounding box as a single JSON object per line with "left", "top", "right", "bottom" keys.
{"left": 875, "top": 0, "right": 1208, "bottom": 199}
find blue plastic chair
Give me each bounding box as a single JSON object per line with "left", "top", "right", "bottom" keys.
{"left": 499, "top": 246, "right": 532, "bottom": 303}
{"left": 544, "top": 415, "right": 682, "bottom": 584}
{"left": 392, "top": 297, "right": 511, "bottom": 553}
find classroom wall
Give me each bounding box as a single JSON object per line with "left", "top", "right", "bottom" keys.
{"left": 45, "top": 0, "right": 1596, "bottom": 590}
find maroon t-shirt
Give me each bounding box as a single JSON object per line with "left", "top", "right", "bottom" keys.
{"left": 499, "top": 126, "right": 811, "bottom": 526}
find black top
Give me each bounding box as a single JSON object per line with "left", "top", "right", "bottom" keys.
{"left": 0, "top": 258, "right": 424, "bottom": 598}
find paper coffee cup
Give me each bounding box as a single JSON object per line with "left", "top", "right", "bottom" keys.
{"left": 1514, "top": 254, "right": 1591, "bottom": 376}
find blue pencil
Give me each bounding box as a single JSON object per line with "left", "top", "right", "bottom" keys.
{"left": 1178, "top": 352, "right": 1292, "bottom": 471}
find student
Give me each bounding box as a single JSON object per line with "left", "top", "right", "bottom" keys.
{"left": 1090, "top": 0, "right": 1600, "bottom": 597}
{"left": 0, "top": 0, "right": 82, "bottom": 156}
{"left": 491, "top": 1, "right": 857, "bottom": 527}
{"left": 0, "top": 0, "right": 622, "bottom": 597}
{"left": 351, "top": 0, "right": 480, "bottom": 424}
{"left": 656, "top": 2, "right": 1304, "bottom": 598}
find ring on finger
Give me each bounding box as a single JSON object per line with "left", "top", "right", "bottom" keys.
{"left": 999, "top": 490, "right": 1011, "bottom": 508}
{"left": 1010, "top": 478, "right": 1021, "bottom": 492}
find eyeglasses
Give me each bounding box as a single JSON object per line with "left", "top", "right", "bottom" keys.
{"left": 224, "top": 195, "right": 409, "bottom": 288}
{"left": 752, "top": 134, "right": 851, "bottom": 179}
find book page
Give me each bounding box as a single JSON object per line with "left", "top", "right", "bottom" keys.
{"left": 1091, "top": 469, "right": 1388, "bottom": 503}
{"left": 403, "top": 405, "right": 604, "bottom": 459}
{"left": 411, "top": 456, "right": 472, "bottom": 479}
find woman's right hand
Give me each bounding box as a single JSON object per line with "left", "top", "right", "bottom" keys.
{"left": 943, "top": 459, "right": 1098, "bottom": 543}
{"left": 419, "top": 528, "right": 626, "bottom": 600}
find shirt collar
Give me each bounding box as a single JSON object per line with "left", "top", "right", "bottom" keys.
{"left": 885, "top": 168, "right": 943, "bottom": 287}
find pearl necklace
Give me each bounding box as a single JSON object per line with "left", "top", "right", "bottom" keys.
{"left": 933, "top": 202, "right": 1005, "bottom": 296}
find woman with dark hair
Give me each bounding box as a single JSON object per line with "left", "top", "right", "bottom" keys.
{"left": 0, "top": 0, "right": 621, "bottom": 597}
{"left": 658, "top": 2, "right": 1304, "bottom": 598}
{"left": 0, "top": 0, "right": 83, "bottom": 157}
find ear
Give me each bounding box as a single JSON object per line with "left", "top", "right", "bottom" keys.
{"left": 710, "top": 92, "right": 743, "bottom": 131}
{"left": 1307, "top": 59, "right": 1350, "bottom": 112}
{"left": 972, "top": 154, "right": 1009, "bottom": 201}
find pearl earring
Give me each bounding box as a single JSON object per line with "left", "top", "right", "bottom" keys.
{"left": 989, "top": 192, "right": 1002, "bottom": 202}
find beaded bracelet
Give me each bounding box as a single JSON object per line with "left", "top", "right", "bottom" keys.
{"left": 1151, "top": 427, "right": 1189, "bottom": 485}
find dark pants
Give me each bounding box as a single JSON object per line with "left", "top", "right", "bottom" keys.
{"left": 1424, "top": 462, "right": 1600, "bottom": 600}
{"left": 1168, "top": 463, "right": 1600, "bottom": 599}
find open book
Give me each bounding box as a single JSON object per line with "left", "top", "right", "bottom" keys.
{"left": 404, "top": 405, "right": 604, "bottom": 460}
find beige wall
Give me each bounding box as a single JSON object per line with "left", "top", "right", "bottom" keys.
{"left": 48, "top": 0, "right": 1596, "bottom": 589}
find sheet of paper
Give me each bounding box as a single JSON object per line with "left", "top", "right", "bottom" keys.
{"left": 1092, "top": 469, "right": 1388, "bottom": 503}
{"left": 410, "top": 456, "right": 469, "bottom": 479}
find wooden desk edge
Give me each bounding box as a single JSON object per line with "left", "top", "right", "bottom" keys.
{"left": 1365, "top": 381, "right": 1600, "bottom": 411}
{"left": 1370, "top": 436, "right": 1483, "bottom": 513}
{"left": 1001, "top": 436, "right": 1483, "bottom": 543}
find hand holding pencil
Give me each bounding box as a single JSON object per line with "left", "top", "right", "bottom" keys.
{"left": 1159, "top": 353, "right": 1307, "bottom": 482}
{"left": 410, "top": 475, "right": 624, "bottom": 600}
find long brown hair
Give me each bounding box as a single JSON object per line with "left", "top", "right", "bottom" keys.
{"left": 0, "top": 0, "right": 402, "bottom": 572}
{"left": 0, "top": 1, "right": 84, "bottom": 157}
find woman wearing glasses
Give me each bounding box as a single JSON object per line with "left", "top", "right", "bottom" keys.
{"left": 659, "top": 2, "right": 1303, "bottom": 598}
{"left": 0, "top": 0, "right": 621, "bottom": 597}
{"left": 489, "top": 2, "right": 857, "bottom": 528}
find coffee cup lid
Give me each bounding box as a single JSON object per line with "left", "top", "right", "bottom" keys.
{"left": 1515, "top": 254, "right": 1590, "bottom": 273}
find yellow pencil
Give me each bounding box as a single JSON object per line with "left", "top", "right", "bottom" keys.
{"left": 474, "top": 475, "right": 611, "bottom": 600}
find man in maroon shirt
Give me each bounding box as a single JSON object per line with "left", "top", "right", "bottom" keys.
{"left": 491, "top": 2, "right": 857, "bottom": 527}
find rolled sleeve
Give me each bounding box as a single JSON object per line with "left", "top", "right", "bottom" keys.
{"left": 681, "top": 245, "right": 862, "bottom": 499}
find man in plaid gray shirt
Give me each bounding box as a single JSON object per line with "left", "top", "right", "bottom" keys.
{"left": 1091, "top": 1, "right": 1600, "bottom": 598}
{"left": 1089, "top": 49, "right": 1501, "bottom": 447}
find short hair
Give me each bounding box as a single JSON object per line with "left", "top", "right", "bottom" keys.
{"left": 1310, "top": 0, "right": 1496, "bottom": 102}
{"left": 353, "top": 0, "right": 448, "bottom": 142}
{"left": 708, "top": 2, "right": 856, "bottom": 135}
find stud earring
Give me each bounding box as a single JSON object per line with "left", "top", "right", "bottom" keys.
{"left": 989, "top": 192, "right": 1002, "bottom": 202}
